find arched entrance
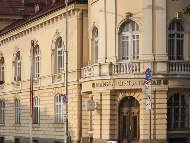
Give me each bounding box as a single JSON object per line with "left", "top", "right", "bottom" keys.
{"left": 119, "top": 96, "right": 140, "bottom": 143}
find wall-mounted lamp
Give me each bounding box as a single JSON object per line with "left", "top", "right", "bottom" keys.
{"left": 176, "top": 12, "right": 182, "bottom": 19}
{"left": 126, "top": 12, "right": 132, "bottom": 19}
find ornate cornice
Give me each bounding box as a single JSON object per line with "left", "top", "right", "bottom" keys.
{"left": 0, "top": 5, "right": 83, "bottom": 47}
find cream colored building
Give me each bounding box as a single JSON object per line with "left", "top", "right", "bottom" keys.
{"left": 0, "top": 0, "right": 190, "bottom": 143}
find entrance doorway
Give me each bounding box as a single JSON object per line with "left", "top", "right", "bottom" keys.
{"left": 119, "top": 96, "right": 140, "bottom": 143}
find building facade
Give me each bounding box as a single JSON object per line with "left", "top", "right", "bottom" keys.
{"left": 0, "top": 0, "right": 190, "bottom": 143}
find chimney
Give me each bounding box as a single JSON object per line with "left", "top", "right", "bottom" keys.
{"left": 35, "top": 4, "right": 40, "bottom": 13}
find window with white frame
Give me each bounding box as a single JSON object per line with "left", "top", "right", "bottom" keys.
{"left": 168, "top": 20, "right": 184, "bottom": 60}
{"left": 34, "top": 46, "right": 41, "bottom": 78}
{"left": 57, "top": 38, "right": 64, "bottom": 73}
{"left": 0, "top": 100, "right": 5, "bottom": 124}
{"left": 14, "top": 52, "right": 21, "bottom": 81}
{"left": 34, "top": 97, "right": 40, "bottom": 124}
{"left": 0, "top": 57, "right": 4, "bottom": 82}
{"left": 120, "top": 21, "right": 139, "bottom": 61}
{"left": 55, "top": 94, "right": 63, "bottom": 123}
{"left": 167, "top": 93, "right": 188, "bottom": 130}
{"left": 15, "top": 99, "right": 21, "bottom": 124}
{"left": 94, "top": 29, "right": 98, "bottom": 63}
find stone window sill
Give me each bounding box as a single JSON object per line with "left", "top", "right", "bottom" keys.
{"left": 0, "top": 123, "right": 5, "bottom": 126}
{"left": 32, "top": 124, "right": 40, "bottom": 128}
{"left": 52, "top": 123, "right": 64, "bottom": 128}
{"left": 13, "top": 123, "right": 21, "bottom": 127}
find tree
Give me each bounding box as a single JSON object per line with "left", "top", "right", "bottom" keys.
{"left": 183, "top": 3, "right": 190, "bottom": 16}
{"left": 172, "top": 0, "right": 190, "bottom": 16}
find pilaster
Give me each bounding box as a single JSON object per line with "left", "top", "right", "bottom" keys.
{"left": 101, "top": 90, "right": 117, "bottom": 140}
{"left": 154, "top": 88, "right": 168, "bottom": 140}
{"left": 92, "top": 91, "right": 102, "bottom": 139}
{"left": 141, "top": 0, "right": 154, "bottom": 61}
{"left": 105, "top": 0, "right": 116, "bottom": 63}
{"left": 81, "top": 93, "right": 90, "bottom": 143}
{"left": 154, "top": 0, "right": 168, "bottom": 73}
{"left": 98, "top": 0, "right": 106, "bottom": 63}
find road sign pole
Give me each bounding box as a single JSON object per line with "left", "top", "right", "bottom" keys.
{"left": 145, "top": 68, "right": 152, "bottom": 143}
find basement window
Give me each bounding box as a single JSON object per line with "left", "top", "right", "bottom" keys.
{"left": 18, "top": 8, "right": 25, "bottom": 11}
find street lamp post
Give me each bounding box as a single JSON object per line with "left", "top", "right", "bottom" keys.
{"left": 64, "top": 0, "right": 69, "bottom": 143}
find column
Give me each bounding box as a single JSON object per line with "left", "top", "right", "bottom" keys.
{"left": 98, "top": 0, "right": 106, "bottom": 63}
{"left": 105, "top": 0, "right": 116, "bottom": 62}
{"left": 154, "top": 0, "right": 168, "bottom": 73}
{"left": 141, "top": 0, "right": 154, "bottom": 70}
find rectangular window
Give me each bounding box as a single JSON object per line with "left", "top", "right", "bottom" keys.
{"left": 17, "top": 62, "right": 21, "bottom": 77}
{"left": 57, "top": 50, "right": 64, "bottom": 73}
{"left": 0, "top": 101, "right": 5, "bottom": 124}
{"left": 1, "top": 66, "right": 4, "bottom": 81}
{"left": 15, "top": 100, "right": 21, "bottom": 124}
{"left": 34, "top": 97, "right": 40, "bottom": 124}
{"left": 122, "top": 36, "right": 129, "bottom": 60}
{"left": 35, "top": 47, "right": 40, "bottom": 78}
{"left": 0, "top": 137, "right": 4, "bottom": 143}
{"left": 132, "top": 35, "right": 139, "bottom": 60}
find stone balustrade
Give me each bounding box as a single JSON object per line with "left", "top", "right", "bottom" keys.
{"left": 168, "top": 61, "right": 190, "bottom": 74}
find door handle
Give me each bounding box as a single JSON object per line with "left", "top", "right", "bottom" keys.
{"left": 130, "top": 126, "right": 132, "bottom": 130}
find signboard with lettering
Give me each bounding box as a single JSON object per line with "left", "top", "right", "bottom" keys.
{"left": 85, "top": 100, "right": 95, "bottom": 111}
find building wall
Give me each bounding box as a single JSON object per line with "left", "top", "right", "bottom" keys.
{"left": 0, "top": 3, "right": 88, "bottom": 143}
{"left": 1, "top": 0, "right": 190, "bottom": 143}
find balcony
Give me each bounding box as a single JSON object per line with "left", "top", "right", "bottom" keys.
{"left": 81, "top": 62, "right": 141, "bottom": 78}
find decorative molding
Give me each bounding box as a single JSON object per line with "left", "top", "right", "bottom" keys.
{"left": 13, "top": 94, "right": 21, "bottom": 100}
{"left": 167, "top": 88, "right": 190, "bottom": 101}
{"left": 33, "top": 38, "right": 39, "bottom": 46}
{"left": 117, "top": 17, "right": 142, "bottom": 34}
{"left": 116, "top": 89, "right": 142, "bottom": 103}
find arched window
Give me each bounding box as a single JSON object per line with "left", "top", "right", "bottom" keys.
{"left": 168, "top": 20, "right": 184, "bottom": 60}
{"left": 94, "top": 29, "right": 98, "bottom": 63}
{"left": 0, "top": 57, "right": 4, "bottom": 82}
{"left": 120, "top": 21, "right": 139, "bottom": 61}
{"left": 167, "top": 93, "right": 188, "bottom": 130}
{"left": 34, "top": 46, "right": 41, "bottom": 78}
{"left": 57, "top": 38, "right": 64, "bottom": 73}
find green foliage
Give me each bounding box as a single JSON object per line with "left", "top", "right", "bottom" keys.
{"left": 183, "top": 3, "right": 190, "bottom": 16}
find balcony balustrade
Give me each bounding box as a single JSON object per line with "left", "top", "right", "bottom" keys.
{"left": 168, "top": 61, "right": 190, "bottom": 74}
{"left": 81, "top": 62, "right": 141, "bottom": 78}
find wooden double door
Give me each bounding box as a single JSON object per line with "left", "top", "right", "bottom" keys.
{"left": 119, "top": 96, "right": 140, "bottom": 143}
